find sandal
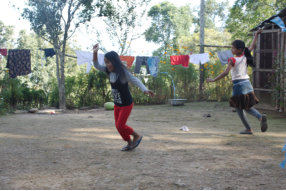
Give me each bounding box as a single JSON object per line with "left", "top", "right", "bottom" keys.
{"left": 130, "top": 136, "right": 143, "bottom": 150}
{"left": 260, "top": 114, "right": 268, "bottom": 132}
{"left": 121, "top": 145, "right": 132, "bottom": 151}
{"left": 240, "top": 129, "right": 253, "bottom": 135}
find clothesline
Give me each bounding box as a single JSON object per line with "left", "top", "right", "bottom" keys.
{"left": 197, "top": 44, "right": 232, "bottom": 48}
{"left": 1, "top": 47, "right": 234, "bottom": 78}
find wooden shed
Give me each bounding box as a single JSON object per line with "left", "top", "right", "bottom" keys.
{"left": 250, "top": 8, "right": 286, "bottom": 112}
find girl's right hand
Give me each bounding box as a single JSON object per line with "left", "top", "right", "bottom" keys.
{"left": 93, "top": 44, "right": 99, "bottom": 52}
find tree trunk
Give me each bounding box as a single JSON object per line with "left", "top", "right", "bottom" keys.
{"left": 199, "top": 0, "right": 205, "bottom": 100}
{"left": 55, "top": 51, "right": 61, "bottom": 108}
{"left": 55, "top": 45, "right": 66, "bottom": 110}
{"left": 58, "top": 51, "right": 66, "bottom": 110}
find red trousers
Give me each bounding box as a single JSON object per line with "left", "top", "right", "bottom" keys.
{"left": 114, "top": 103, "right": 134, "bottom": 142}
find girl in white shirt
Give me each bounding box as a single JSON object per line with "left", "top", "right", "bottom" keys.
{"left": 206, "top": 29, "right": 268, "bottom": 135}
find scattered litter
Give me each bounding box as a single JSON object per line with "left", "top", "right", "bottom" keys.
{"left": 37, "top": 109, "right": 63, "bottom": 114}
{"left": 88, "top": 116, "right": 93, "bottom": 118}
{"left": 232, "top": 109, "right": 236, "bottom": 112}
{"left": 28, "top": 108, "right": 38, "bottom": 113}
{"left": 173, "top": 179, "right": 186, "bottom": 187}
{"left": 180, "top": 126, "right": 189, "bottom": 131}
{"left": 14, "top": 110, "right": 28, "bottom": 114}
{"left": 203, "top": 113, "right": 211, "bottom": 118}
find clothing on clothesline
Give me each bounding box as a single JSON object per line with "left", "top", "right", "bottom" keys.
{"left": 134, "top": 56, "right": 150, "bottom": 74}
{"left": 271, "top": 16, "right": 286, "bottom": 32}
{"left": 147, "top": 56, "right": 159, "bottom": 77}
{"left": 170, "top": 55, "right": 189, "bottom": 68}
{"left": 217, "top": 50, "right": 233, "bottom": 65}
{"left": 120, "top": 56, "right": 135, "bottom": 68}
{"left": 75, "top": 50, "right": 105, "bottom": 73}
{"left": 43, "top": 48, "right": 56, "bottom": 58}
{"left": 6, "top": 49, "right": 31, "bottom": 78}
{"left": 189, "top": 53, "right": 210, "bottom": 65}
{"left": 0, "top": 49, "right": 7, "bottom": 56}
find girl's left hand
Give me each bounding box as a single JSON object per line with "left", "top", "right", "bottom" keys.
{"left": 256, "top": 29, "right": 263, "bottom": 35}
{"left": 144, "top": 90, "right": 155, "bottom": 97}
{"left": 206, "top": 78, "right": 215, "bottom": 83}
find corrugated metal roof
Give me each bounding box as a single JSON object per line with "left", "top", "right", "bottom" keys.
{"left": 250, "top": 8, "right": 286, "bottom": 31}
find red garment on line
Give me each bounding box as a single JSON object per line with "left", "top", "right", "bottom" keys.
{"left": 114, "top": 103, "right": 134, "bottom": 142}
{"left": 170, "top": 55, "right": 189, "bottom": 68}
{"left": 120, "top": 56, "right": 135, "bottom": 68}
{"left": 0, "top": 49, "right": 7, "bottom": 56}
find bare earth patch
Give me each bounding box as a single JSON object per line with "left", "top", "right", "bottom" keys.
{"left": 0, "top": 102, "right": 286, "bottom": 189}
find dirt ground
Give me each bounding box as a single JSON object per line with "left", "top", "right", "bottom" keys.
{"left": 0, "top": 102, "right": 286, "bottom": 189}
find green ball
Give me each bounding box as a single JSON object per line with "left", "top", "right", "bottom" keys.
{"left": 104, "top": 102, "right": 114, "bottom": 110}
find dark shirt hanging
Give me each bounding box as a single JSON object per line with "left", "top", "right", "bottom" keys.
{"left": 6, "top": 49, "right": 31, "bottom": 78}
{"left": 43, "top": 48, "right": 56, "bottom": 58}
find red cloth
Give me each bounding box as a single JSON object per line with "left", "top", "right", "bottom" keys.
{"left": 0, "top": 49, "right": 7, "bottom": 56}
{"left": 170, "top": 55, "right": 189, "bottom": 68}
{"left": 228, "top": 57, "right": 236, "bottom": 66}
{"left": 120, "top": 56, "right": 135, "bottom": 68}
{"left": 114, "top": 103, "right": 134, "bottom": 142}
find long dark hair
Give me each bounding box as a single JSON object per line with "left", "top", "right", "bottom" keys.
{"left": 232, "top": 40, "right": 255, "bottom": 68}
{"left": 104, "top": 51, "right": 127, "bottom": 82}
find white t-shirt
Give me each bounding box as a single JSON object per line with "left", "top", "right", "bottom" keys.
{"left": 230, "top": 55, "right": 249, "bottom": 81}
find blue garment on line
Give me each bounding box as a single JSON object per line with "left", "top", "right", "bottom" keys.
{"left": 271, "top": 16, "right": 286, "bottom": 32}
{"left": 147, "top": 56, "right": 159, "bottom": 77}
{"left": 217, "top": 50, "right": 233, "bottom": 65}
{"left": 232, "top": 79, "right": 254, "bottom": 96}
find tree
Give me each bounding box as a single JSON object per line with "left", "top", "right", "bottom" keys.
{"left": 21, "top": 0, "right": 114, "bottom": 109}
{"left": 97, "top": 0, "right": 151, "bottom": 55}
{"left": 226, "top": 0, "right": 286, "bottom": 41}
{"left": 193, "top": 0, "right": 230, "bottom": 31}
{"left": 0, "top": 21, "right": 14, "bottom": 48}
{"left": 144, "top": 2, "right": 193, "bottom": 55}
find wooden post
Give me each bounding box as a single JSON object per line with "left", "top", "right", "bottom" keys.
{"left": 280, "top": 31, "right": 285, "bottom": 112}
{"left": 272, "top": 25, "right": 280, "bottom": 110}
{"left": 255, "top": 31, "right": 261, "bottom": 97}
{"left": 284, "top": 32, "right": 286, "bottom": 113}
{"left": 199, "top": 0, "right": 205, "bottom": 99}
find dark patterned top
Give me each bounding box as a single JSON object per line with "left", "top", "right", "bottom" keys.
{"left": 6, "top": 49, "right": 31, "bottom": 78}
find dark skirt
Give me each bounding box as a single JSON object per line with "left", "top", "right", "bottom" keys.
{"left": 229, "top": 79, "right": 259, "bottom": 109}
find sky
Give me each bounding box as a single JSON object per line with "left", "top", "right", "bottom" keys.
{"left": 0, "top": 0, "right": 235, "bottom": 56}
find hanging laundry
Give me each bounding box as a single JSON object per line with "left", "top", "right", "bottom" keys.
{"left": 189, "top": 53, "right": 210, "bottom": 65}
{"left": 43, "top": 48, "right": 56, "bottom": 58}
{"left": 134, "top": 56, "right": 150, "bottom": 74}
{"left": 217, "top": 50, "right": 234, "bottom": 65}
{"left": 120, "top": 56, "right": 135, "bottom": 68}
{"left": 0, "top": 49, "right": 7, "bottom": 56}
{"left": 75, "top": 50, "right": 105, "bottom": 73}
{"left": 170, "top": 55, "right": 189, "bottom": 68}
{"left": 147, "top": 56, "right": 159, "bottom": 77}
{"left": 6, "top": 49, "right": 31, "bottom": 78}
{"left": 271, "top": 16, "right": 286, "bottom": 32}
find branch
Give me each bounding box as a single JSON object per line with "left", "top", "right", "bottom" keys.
{"left": 66, "top": 25, "right": 78, "bottom": 40}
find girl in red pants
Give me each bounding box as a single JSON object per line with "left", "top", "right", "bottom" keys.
{"left": 93, "top": 44, "right": 154, "bottom": 151}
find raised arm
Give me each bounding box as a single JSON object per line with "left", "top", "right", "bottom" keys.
{"left": 93, "top": 44, "right": 106, "bottom": 72}
{"left": 248, "top": 29, "right": 263, "bottom": 52}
